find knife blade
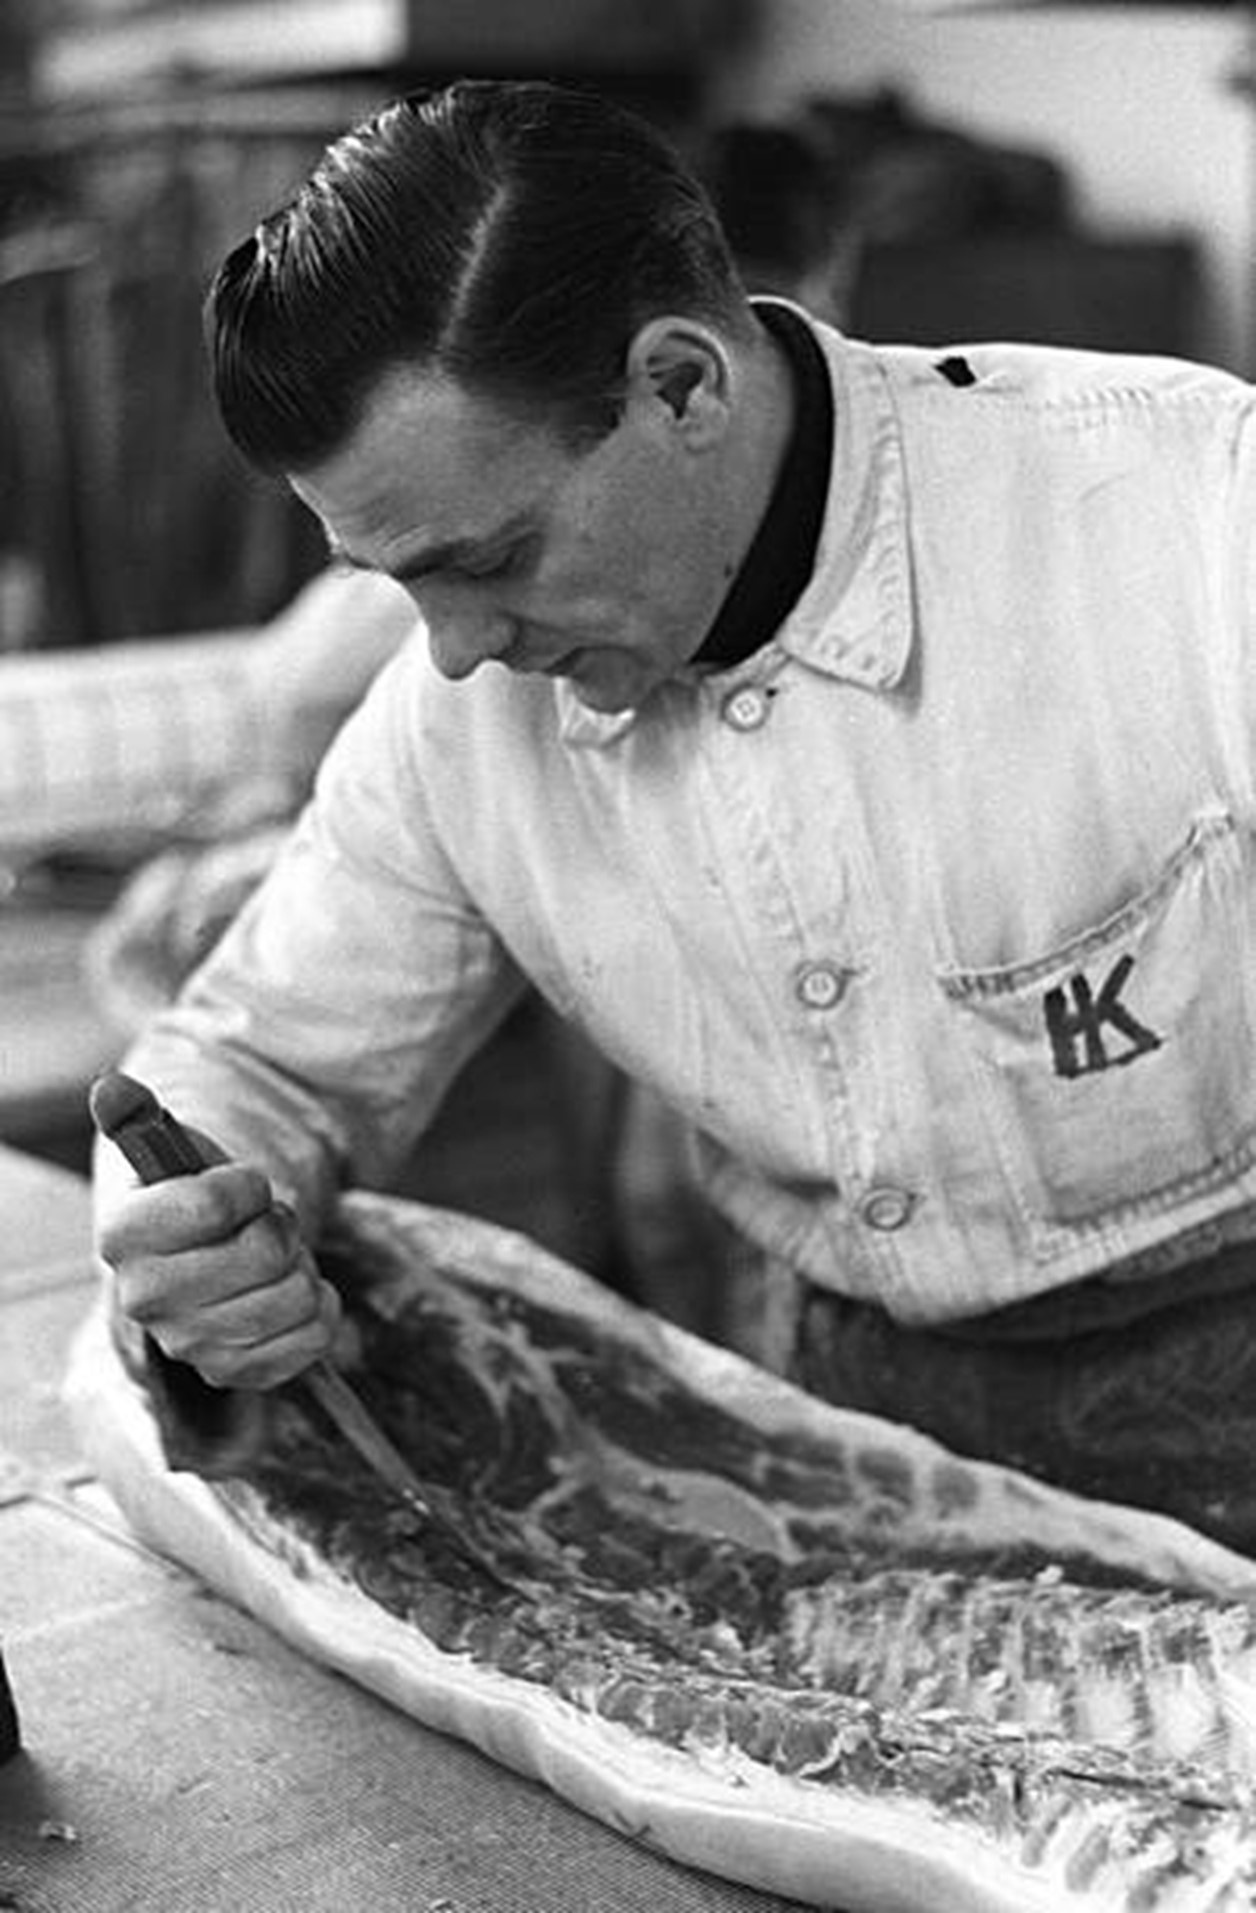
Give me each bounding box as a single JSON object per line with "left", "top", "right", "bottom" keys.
{"left": 89, "top": 1069, "right": 512, "bottom": 1589}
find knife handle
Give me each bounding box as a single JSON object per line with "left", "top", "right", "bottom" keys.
{"left": 90, "top": 1072, "right": 207, "bottom": 1182}
{"left": 92, "top": 1076, "right": 516, "bottom": 1589}
{"left": 90, "top": 1076, "right": 433, "bottom": 1513}
{"left": 89, "top": 1070, "right": 267, "bottom": 1474}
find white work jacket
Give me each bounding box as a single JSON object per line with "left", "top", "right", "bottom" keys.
{"left": 130, "top": 312, "right": 1256, "bottom": 1325}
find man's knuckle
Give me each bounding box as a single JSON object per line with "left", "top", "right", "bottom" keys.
{"left": 236, "top": 1166, "right": 275, "bottom": 1215}
{"left": 197, "top": 1172, "right": 250, "bottom": 1236}
{"left": 152, "top": 1320, "right": 194, "bottom": 1362}
{"left": 275, "top": 1268, "right": 318, "bottom": 1325}
{"left": 97, "top": 1203, "right": 154, "bottom": 1265}
{"left": 255, "top": 1221, "right": 298, "bottom": 1285}
{"left": 194, "top": 1350, "right": 235, "bottom": 1389}
{"left": 233, "top": 1345, "right": 289, "bottom": 1390}
{"left": 125, "top": 1288, "right": 162, "bottom": 1327}
{"left": 116, "top": 1262, "right": 165, "bottom": 1320}
{"left": 95, "top": 1221, "right": 124, "bottom": 1266}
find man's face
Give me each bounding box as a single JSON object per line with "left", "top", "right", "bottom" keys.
{"left": 290, "top": 340, "right": 739, "bottom": 714}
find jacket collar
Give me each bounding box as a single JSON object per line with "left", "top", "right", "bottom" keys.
{"left": 558, "top": 309, "right": 915, "bottom": 748}
{"left": 775, "top": 316, "right": 914, "bottom": 694}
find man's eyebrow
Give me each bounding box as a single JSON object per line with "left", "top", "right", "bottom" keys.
{"left": 326, "top": 512, "right": 538, "bottom": 583}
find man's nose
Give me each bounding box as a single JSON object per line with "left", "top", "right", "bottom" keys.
{"left": 420, "top": 594, "right": 517, "bottom": 681}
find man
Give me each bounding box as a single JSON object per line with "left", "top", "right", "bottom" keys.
{"left": 97, "top": 80, "right": 1256, "bottom": 1549}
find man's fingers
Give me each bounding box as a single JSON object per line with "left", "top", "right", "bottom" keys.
{"left": 149, "top": 1259, "right": 318, "bottom": 1355}
{"left": 168, "top": 1275, "right": 342, "bottom": 1391}
{"left": 113, "top": 1199, "right": 306, "bottom": 1325}
{"left": 96, "top": 1155, "right": 340, "bottom": 1392}
{"left": 99, "top": 1163, "right": 273, "bottom": 1264}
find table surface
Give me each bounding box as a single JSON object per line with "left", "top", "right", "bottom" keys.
{"left": 0, "top": 1145, "right": 826, "bottom": 1913}
{"left": 0, "top": 905, "right": 123, "bottom": 1152}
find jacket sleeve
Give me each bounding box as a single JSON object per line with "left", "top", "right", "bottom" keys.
{"left": 111, "top": 635, "right": 529, "bottom": 1240}
{"left": 1225, "top": 389, "right": 1256, "bottom": 770}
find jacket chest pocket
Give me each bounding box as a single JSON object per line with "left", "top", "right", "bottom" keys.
{"left": 936, "top": 811, "right": 1256, "bottom": 1253}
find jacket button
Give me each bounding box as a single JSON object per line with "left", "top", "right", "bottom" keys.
{"left": 795, "top": 961, "right": 847, "bottom": 1010}
{"left": 860, "top": 1186, "right": 914, "bottom": 1231}
{"left": 720, "top": 685, "right": 769, "bottom": 731}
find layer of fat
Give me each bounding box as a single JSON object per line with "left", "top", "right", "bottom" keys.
{"left": 62, "top": 1287, "right": 1256, "bottom": 1913}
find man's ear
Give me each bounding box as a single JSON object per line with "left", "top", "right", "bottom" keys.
{"left": 624, "top": 318, "right": 732, "bottom": 445}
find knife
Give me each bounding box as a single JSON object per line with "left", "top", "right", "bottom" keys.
{"left": 89, "top": 1069, "right": 512, "bottom": 1588}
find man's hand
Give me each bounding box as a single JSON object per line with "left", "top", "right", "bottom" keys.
{"left": 96, "top": 1157, "right": 341, "bottom": 1391}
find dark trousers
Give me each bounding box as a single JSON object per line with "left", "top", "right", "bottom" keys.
{"left": 788, "top": 1244, "right": 1256, "bottom": 1557}
{"left": 0, "top": 1648, "right": 19, "bottom": 1763}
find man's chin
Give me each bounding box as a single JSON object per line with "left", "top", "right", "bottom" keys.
{"left": 560, "top": 652, "right": 645, "bottom": 714}
{"left": 568, "top": 680, "right": 638, "bottom": 714}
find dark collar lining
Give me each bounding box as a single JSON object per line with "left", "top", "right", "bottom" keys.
{"left": 694, "top": 302, "right": 835, "bottom": 671}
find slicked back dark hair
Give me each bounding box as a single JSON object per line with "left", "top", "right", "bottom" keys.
{"left": 207, "top": 79, "right": 753, "bottom": 474}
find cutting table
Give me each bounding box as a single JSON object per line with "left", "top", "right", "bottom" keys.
{"left": 0, "top": 1144, "right": 823, "bottom": 1913}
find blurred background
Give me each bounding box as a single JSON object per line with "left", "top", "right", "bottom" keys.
{"left": 2, "top": 0, "right": 1248, "bottom": 651}
{"left": 2, "top": 0, "right": 1253, "bottom": 1289}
